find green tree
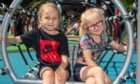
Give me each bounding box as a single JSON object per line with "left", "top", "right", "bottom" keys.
{"left": 121, "top": 0, "right": 136, "bottom": 12}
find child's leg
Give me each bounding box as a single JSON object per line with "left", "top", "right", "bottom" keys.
{"left": 80, "top": 66, "right": 106, "bottom": 84}
{"left": 55, "top": 70, "right": 69, "bottom": 84}
{"left": 85, "top": 77, "right": 96, "bottom": 84}
{"left": 40, "top": 67, "right": 55, "bottom": 84}
{"left": 104, "top": 72, "right": 112, "bottom": 84}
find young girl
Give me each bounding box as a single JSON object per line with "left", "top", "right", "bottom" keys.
{"left": 0, "top": 3, "right": 70, "bottom": 84}
{"left": 73, "top": 8, "right": 127, "bottom": 84}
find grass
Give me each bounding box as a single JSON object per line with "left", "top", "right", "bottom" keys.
{"left": 6, "top": 40, "right": 79, "bottom": 51}
{"left": 7, "top": 44, "right": 27, "bottom": 51}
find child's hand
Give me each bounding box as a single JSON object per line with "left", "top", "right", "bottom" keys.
{"left": 0, "top": 35, "right": 2, "bottom": 42}
{"left": 123, "top": 41, "right": 136, "bottom": 50}
{"left": 55, "top": 67, "right": 66, "bottom": 81}
{"left": 123, "top": 45, "right": 127, "bottom": 52}
{"left": 0, "top": 35, "right": 10, "bottom": 45}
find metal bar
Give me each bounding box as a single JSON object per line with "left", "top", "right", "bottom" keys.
{"left": 71, "top": 45, "right": 76, "bottom": 71}
{"left": 111, "top": 0, "right": 133, "bottom": 84}
{"left": 17, "top": 45, "right": 29, "bottom": 66}
{"left": 136, "top": 0, "right": 140, "bottom": 83}
{"left": 1, "top": 0, "right": 23, "bottom": 82}
{"left": 26, "top": 47, "right": 37, "bottom": 65}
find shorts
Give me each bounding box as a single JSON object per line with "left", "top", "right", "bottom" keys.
{"left": 73, "top": 63, "right": 87, "bottom": 81}
{"left": 39, "top": 63, "right": 71, "bottom": 79}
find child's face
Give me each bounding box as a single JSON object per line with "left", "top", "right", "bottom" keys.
{"left": 40, "top": 6, "right": 59, "bottom": 31}
{"left": 85, "top": 13, "right": 104, "bottom": 36}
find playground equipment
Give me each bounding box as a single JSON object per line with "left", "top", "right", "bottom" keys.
{"left": 0, "top": 0, "right": 135, "bottom": 84}
{"left": 136, "top": 0, "right": 140, "bottom": 84}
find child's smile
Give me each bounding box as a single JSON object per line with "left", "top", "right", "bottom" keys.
{"left": 40, "top": 6, "right": 59, "bottom": 31}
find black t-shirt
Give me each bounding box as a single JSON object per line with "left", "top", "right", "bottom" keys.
{"left": 20, "top": 29, "right": 69, "bottom": 66}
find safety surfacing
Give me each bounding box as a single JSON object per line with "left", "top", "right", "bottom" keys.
{"left": 0, "top": 48, "right": 136, "bottom": 84}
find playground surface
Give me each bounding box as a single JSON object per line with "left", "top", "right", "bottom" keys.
{"left": 0, "top": 44, "right": 136, "bottom": 84}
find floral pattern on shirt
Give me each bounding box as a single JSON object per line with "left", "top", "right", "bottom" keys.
{"left": 77, "top": 33, "right": 112, "bottom": 62}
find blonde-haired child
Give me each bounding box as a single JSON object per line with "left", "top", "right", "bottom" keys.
{"left": 73, "top": 8, "right": 127, "bottom": 84}
{"left": 0, "top": 3, "right": 70, "bottom": 84}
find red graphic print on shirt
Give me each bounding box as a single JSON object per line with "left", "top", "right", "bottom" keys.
{"left": 40, "top": 40, "right": 61, "bottom": 62}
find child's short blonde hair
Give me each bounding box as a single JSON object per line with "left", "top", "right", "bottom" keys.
{"left": 79, "top": 8, "right": 105, "bottom": 37}
{"left": 38, "top": 3, "right": 61, "bottom": 28}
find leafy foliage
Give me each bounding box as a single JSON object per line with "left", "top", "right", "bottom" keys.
{"left": 121, "top": 0, "right": 136, "bottom": 12}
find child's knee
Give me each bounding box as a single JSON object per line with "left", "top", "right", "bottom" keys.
{"left": 42, "top": 69, "right": 54, "bottom": 78}
{"left": 106, "top": 78, "right": 112, "bottom": 84}
{"left": 85, "top": 77, "right": 96, "bottom": 84}
{"left": 90, "top": 66, "right": 104, "bottom": 75}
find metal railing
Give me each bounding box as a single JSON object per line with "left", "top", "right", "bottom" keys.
{"left": 136, "top": 0, "right": 140, "bottom": 84}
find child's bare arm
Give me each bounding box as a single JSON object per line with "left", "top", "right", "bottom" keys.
{"left": 83, "top": 49, "right": 98, "bottom": 67}
{"left": 58, "top": 55, "right": 69, "bottom": 69}
{"left": 109, "top": 40, "right": 127, "bottom": 52}
{"left": 7, "top": 36, "right": 22, "bottom": 45}
{"left": 0, "top": 35, "right": 22, "bottom": 45}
